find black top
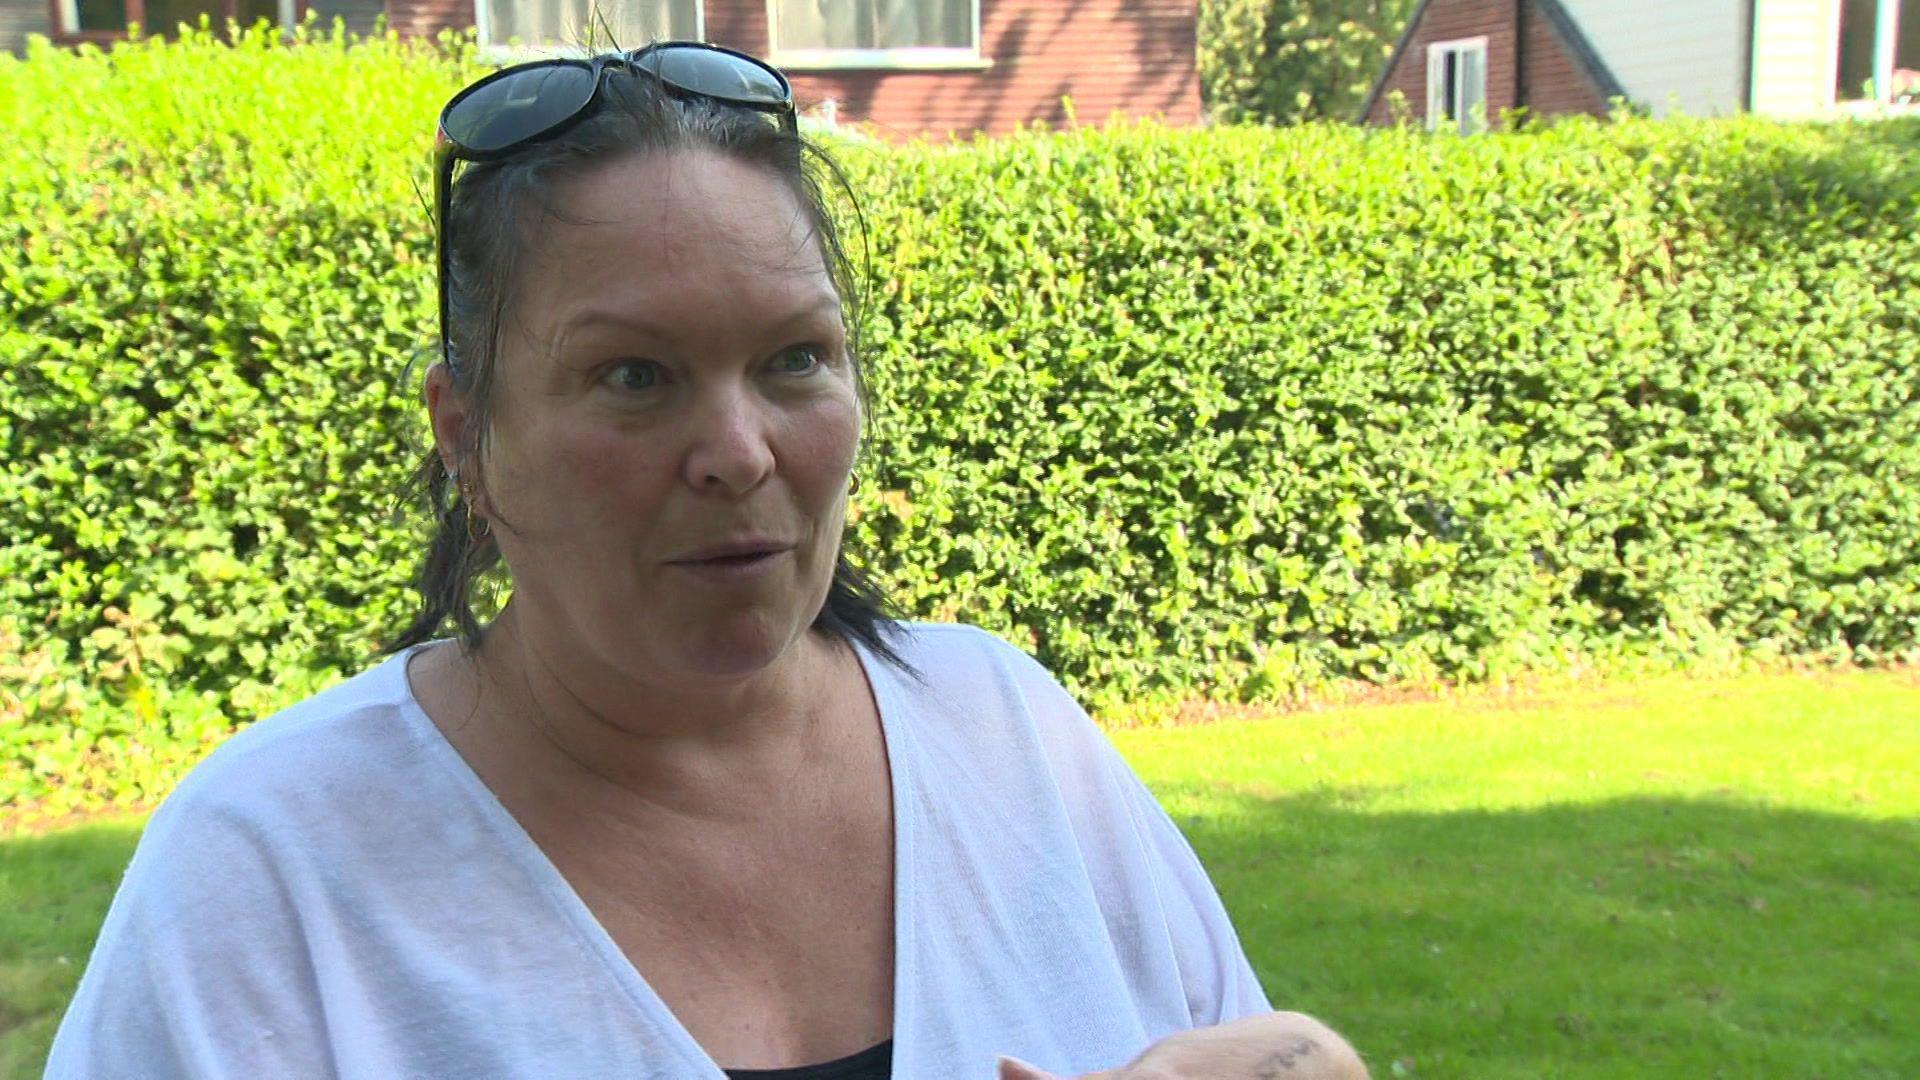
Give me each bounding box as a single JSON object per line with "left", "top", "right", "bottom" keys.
{"left": 723, "top": 1039, "right": 893, "bottom": 1080}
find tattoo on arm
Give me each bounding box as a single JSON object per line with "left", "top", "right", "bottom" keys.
{"left": 1254, "top": 1037, "right": 1320, "bottom": 1077}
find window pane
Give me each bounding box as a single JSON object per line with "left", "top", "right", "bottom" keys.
{"left": 235, "top": 0, "right": 279, "bottom": 26}
{"left": 773, "top": 0, "right": 971, "bottom": 51}
{"left": 1836, "top": 0, "right": 1877, "bottom": 100}
{"left": 1460, "top": 48, "right": 1486, "bottom": 132}
{"left": 1443, "top": 52, "right": 1459, "bottom": 123}
{"left": 75, "top": 0, "right": 127, "bottom": 31}
{"left": 486, "top": 0, "right": 696, "bottom": 49}
{"left": 142, "top": 0, "right": 223, "bottom": 34}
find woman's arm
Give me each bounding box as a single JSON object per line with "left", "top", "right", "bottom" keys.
{"left": 44, "top": 794, "right": 332, "bottom": 1079}
{"left": 984, "top": 631, "right": 1366, "bottom": 1077}
{"left": 1000, "top": 1011, "right": 1369, "bottom": 1080}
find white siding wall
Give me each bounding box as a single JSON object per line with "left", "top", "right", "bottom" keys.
{"left": 1, "top": 0, "right": 53, "bottom": 54}
{"left": 1555, "top": 0, "right": 1748, "bottom": 116}
{"left": 1750, "top": 0, "right": 1840, "bottom": 115}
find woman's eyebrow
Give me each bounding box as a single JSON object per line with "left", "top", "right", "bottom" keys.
{"left": 761, "top": 295, "right": 846, "bottom": 336}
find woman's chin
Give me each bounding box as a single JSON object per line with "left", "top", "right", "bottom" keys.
{"left": 661, "top": 614, "right": 806, "bottom": 682}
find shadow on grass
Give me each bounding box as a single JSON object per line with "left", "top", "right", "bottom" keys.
{"left": 1, "top": 796, "right": 1916, "bottom": 1079}
{"left": 0, "top": 819, "right": 143, "bottom": 1079}
{"left": 1169, "top": 789, "right": 1920, "bottom": 1079}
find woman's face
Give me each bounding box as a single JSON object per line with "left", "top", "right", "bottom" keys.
{"left": 434, "top": 149, "right": 861, "bottom": 688}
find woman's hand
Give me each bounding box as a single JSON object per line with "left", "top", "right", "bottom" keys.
{"left": 997, "top": 1011, "right": 1369, "bottom": 1080}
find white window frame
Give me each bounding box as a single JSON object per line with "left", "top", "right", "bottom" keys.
{"left": 766, "top": 0, "right": 987, "bottom": 71}
{"left": 474, "top": 0, "right": 705, "bottom": 61}
{"left": 1426, "top": 35, "right": 1489, "bottom": 134}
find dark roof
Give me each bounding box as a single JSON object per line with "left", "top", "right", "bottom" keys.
{"left": 1354, "top": 0, "right": 1631, "bottom": 123}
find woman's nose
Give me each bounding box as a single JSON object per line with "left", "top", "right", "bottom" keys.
{"left": 682, "top": 387, "right": 776, "bottom": 495}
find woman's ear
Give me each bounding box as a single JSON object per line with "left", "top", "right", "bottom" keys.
{"left": 424, "top": 361, "right": 471, "bottom": 477}
{"left": 996, "top": 1056, "right": 1068, "bottom": 1080}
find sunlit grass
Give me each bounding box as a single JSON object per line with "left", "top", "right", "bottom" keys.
{"left": 2, "top": 670, "right": 1914, "bottom": 1077}
{"left": 1112, "top": 669, "right": 1920, "bottom": 1078}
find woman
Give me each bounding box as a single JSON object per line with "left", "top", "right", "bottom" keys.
{"left": 47, "top": 44, "right": 1366, "bottom": 1079}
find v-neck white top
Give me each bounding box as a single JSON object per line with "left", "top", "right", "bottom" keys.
{"left": 46, "top": 622, "right": 1270, "bottom": 1079}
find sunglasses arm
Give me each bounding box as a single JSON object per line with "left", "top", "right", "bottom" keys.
{"left": 433, "top": 129, "right": 456, "bottom": 369}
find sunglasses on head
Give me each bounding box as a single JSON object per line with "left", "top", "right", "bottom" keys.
{"left": 433, "top": 41, "right": 799, "bottom": 367}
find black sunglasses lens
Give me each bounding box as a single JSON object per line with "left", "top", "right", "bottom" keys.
{"left": 639, "top": 47, "right": 788, "bottom": 107}
{"left": 444, "top": 63, "right": 600, "bottom": 153}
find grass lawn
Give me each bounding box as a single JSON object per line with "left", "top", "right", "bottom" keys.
{"left": 0, "top": 818, "right": 143, "bottom": 1079}
{"left": 3, "top": 669, "right": 1916, "bottom": 1077}
{"left": 1111, "top": 669, "right": 1920, "bottom": 1079}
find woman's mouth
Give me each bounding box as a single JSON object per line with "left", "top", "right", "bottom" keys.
{"left": 668, "top": 543, "right": 793, "bottom": 581}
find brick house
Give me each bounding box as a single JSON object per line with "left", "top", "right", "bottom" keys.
{"left": 3, "top": 0, "right": 1202, "bottom": 138}
{"left": 1360, "top": 0, "right": 1920, "bottom": 132}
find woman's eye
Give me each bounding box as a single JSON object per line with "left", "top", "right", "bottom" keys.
{"left": 772, "top": 345, "right": 824, "bottom": 374}
{"left": 606, "top": 361, "right": 661, "bottom": 391}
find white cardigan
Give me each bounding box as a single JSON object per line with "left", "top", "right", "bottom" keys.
{"left": 47, "top": 622, "right": 1270, "bottom": 1078}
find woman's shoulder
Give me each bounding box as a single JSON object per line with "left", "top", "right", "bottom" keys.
{"left": 162, "top": 647, "right": 433, "bottom": 820}
{"left": 874, "top": 620, "right": 1108, "bottom": 762}
{"left": 99, "top": 645, "right": 479, "bottom": 942}
{"left": 126, "top": 648, "right": 468, "bottom": 901}
{"left": 45, "top": 647, "right": 533, "bottom": 1077}
{"left": 881, "top": 620, "right": 1062, "bottom": 690}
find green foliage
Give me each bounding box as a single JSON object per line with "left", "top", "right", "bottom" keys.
{"left": 0, "top": 24, "right": 483, "bottom": 809}
{"left": 845, "top": 115, "right": 1920, "bottom": 705}
{"left": 3, "top": 30, "right": 1918, "bottom": 810}
{"left": 1199, "top": 0, "right": 1418, "bottom": 124}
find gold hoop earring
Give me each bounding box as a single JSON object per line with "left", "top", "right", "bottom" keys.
{"left": 848, "top": 474, "right": 861, "bottom": 496}
{"left": 458, "top": 479, "right": 490, "bottom": 543}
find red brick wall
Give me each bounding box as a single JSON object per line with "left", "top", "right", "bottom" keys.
{"left": 385, "top": 0, "right": 461, "bottom": 38}
{"left": 1363, "top": 0, "right": 1607, "bottom": 126}
{"left": 771, "top": 0, "right": 1200, "bottom": 137}
{"left": 388, "top": 0, "right": 1201, "bottom": 138}
{"left": 1515, "top": 0, "right": 1608, "bottom": 118}
{"left": 1365, "top": 0, "right": 1519, "bottom": 126}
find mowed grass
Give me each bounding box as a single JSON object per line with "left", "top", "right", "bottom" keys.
{"left": 2, "top": 670, "right": 1915, "bottom": 1077}
{"left": 0, "top": 818, "right": 143, "bottom": 1079}
{"left": 1111, "top": 669, "right": 1920, "bottom": 1079}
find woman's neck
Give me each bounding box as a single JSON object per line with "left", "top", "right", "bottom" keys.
{"left": 449, "top": 604, "right": 852, "bottom": 822}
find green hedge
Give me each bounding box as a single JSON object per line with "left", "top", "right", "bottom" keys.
{"left": 4, "top": 28, "right": 1918, "bottom": 811}
{"left": 1197, "top": 0, "right": 1418, "bottom": 124}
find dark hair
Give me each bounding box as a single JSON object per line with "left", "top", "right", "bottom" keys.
{"left": 385, "top": 66, "right": 911, "bottom": 671}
